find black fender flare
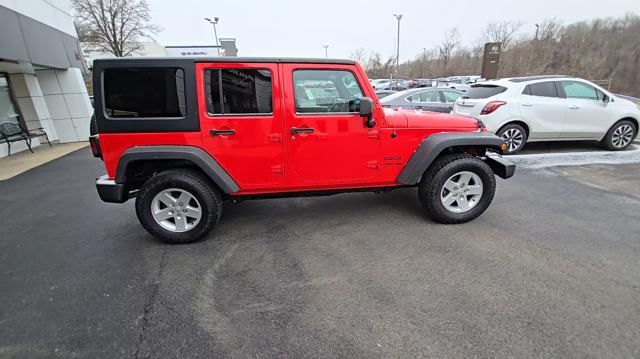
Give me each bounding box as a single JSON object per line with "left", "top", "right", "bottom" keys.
{"left": 397, "top": 132, "right": 506, "bottom": 185}
{"left": 115, "top": 146, "right": 240, "bottom": 194}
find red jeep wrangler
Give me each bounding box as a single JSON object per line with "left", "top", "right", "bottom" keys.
{"left": 90, "top": 57, "right": 514, "bottom": 243}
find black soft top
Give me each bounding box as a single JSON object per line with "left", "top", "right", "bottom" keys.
{"left": 93, "top": 57, "right": 356, "bottom": 66}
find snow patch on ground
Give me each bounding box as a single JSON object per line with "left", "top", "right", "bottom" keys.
{"left": 508, "top": 144, "right": 640, "bottom": 169}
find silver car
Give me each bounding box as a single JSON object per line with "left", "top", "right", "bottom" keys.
{"left": 380, "top": 88, "right": 463, "bottom": 113}
{"left": 375, "top": 90, "right": 397, "bottom": 99}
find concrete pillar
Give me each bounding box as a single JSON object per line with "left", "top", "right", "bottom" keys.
{"left": 36, "top": 68, "right": 92, "bottom": 143}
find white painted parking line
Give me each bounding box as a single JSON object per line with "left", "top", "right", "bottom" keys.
{"left": 507, "top": 144, "right": 640, "bottom": 169}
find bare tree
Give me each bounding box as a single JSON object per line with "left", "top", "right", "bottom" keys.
{"left": 350, "top": 48, "right": 369, "bottom": 69}
{"left": 523, "top": 19, "right": 562, "bottom": 74}
{"left": 417, "top": 48, "right": 438, "bottom": 77}
{"left": 72, "top": 0, "right": 160, "bottom": 57}
{"left": 483, "top": 20, "right": 524, "bottom": 51}
{"left": 536, "top": 18, "right": 563, "bottom": 41}
{"left": 438, "top": 28, "right": 460, "bottom": 71}
{"left": 365, "top": 52, "right": 396, "bottom": 79}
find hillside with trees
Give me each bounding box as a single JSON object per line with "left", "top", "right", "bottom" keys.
{"left": 355, "top": 13, "right": 640, "bottom": 97}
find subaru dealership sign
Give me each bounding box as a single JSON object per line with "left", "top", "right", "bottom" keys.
{"left": 165, "top": 46, "right": 220, "bottom": 57}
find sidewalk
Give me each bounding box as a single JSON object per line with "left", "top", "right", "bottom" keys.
{"left": 0, "top": 142, "right": 88, "bottom": 180}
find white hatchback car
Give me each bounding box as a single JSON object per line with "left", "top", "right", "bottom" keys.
{"left": 452, "top": 75, "right": 640, "bottom": 153}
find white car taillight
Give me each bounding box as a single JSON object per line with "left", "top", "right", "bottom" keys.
{"left": 480, "top": 101, "right": 507, "bottom": 115}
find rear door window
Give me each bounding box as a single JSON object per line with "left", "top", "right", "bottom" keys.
{"left": 524, "top": 81, "right": 559, "bottom": 98}
{"left": 104, "top": 67, "right": 186, "bottom": 118}
{"left": 464, "top": 85, "right": 507, "bottom": 99}
{"left": 205, "top": 69, "right": 273, "bottom": 115}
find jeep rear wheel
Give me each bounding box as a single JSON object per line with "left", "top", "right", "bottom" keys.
{"left": 135, "top": 169, "right": 223, "bottom": 244}
{"left": 419, "top": 154, "right": 496, "bottom": 224}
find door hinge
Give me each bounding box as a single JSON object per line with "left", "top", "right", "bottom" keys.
{"left": 367, "top": 130, "right": 379, "bottom": 140}
{"left": 367, "top": 161, "right": 378, "bottom": 169}
{"left": 271, "top": 165, "right": 284, "bottom": 174}
{"left": 267, "top": 133, "right": 282, "bottom": 143}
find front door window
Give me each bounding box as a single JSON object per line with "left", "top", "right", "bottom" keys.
{"left": 0, "top": 74, "right": 20, "bottom": 125}
{"left": 561, "top": 81, "right": 602, "bottom": 100}
{"left": 293, "top": 70, "right": 363, "bottom": 113}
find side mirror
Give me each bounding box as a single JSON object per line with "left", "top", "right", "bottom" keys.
{"left": 603, "top": 95, "right": 610, "bottom": 103}
{"left": 359, "top": 97, "right": 376, "bottom": 128}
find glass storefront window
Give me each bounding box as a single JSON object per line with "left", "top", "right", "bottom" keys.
{"left": 0, "top": 74, "right": 20, "bottom": 125}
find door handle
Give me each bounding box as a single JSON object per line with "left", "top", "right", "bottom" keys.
{"left": 210, "top": 129, "right": 236, "bottom": 136}
{"left": 415, "top": 106, "right": 423, "bottom": 110}
{"left": 291, "top": 127, "right": 314, "bottom": 134}
{"left": 569, "top": 105, "right": 580, "bottom": 110}
{"left": 521, "top": 102, "right": 532, "bottom": 107}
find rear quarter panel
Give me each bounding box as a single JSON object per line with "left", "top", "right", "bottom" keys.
{"left": 99, "top": 133, "right": 205, "bottom": 179}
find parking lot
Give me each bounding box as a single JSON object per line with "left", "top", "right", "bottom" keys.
{"left": 1, "top": 145, "right": 639, "bottom": 358}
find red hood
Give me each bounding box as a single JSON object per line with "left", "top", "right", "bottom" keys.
{"left": 382, "top": 108, "right": 479, "bottom": 130}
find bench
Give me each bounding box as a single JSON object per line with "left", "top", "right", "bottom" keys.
{"left": 0, "top": 121, "right": 52, "bottom": 156}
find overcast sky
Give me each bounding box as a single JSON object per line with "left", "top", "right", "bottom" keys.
{"left": 149, "top": 0, "right": 640, "bottom": 60}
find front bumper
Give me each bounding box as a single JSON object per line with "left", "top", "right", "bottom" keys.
{"left": 485, "top": 155, "right": 516, "bottom": 179}
{"left": 96, "top": 175, "right": 128, "bottom": 203}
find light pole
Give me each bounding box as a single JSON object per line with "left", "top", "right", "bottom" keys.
{"left": 526, "top": 24, "right": 541, "bottom": 75}
{"left": 422, "top": 47, "right": 427, "bottom": 78}
{"left": 323, "top": 44, "right": 329, "bottom": 58}
{"left": 204, "top": 17, "right": 221, "bottom": 56}
{"left": 393, "top": 14, "right": 403, "bottom": 76}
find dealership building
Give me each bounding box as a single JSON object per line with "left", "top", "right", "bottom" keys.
{"left": 165, "top": 39, "right": 238, "bottom": 58}
{"left": 0, "top": 0, "right": 92, "bottom": 158}
{"left": 84, "top": 40, "right": 239, "bottom": 69}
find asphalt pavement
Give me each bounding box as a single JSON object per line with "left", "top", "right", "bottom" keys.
{"left": 1, "top": 147, "right": 640, "bottom": 358}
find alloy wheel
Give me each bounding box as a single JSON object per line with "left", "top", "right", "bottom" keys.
{"left": 501, "top": 128, "right": 524, "bottom": 152}
{"left": 612, "top": 124, "right": 634, "bottom": 148}
{"left": 151, "top": 188, "right": 202, "bottom": 232}
{"left": 440, "top": 171, "right": 484, "bottom": 214}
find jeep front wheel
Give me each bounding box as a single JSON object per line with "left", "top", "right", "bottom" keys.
{"left": 135, "top": 169, "right": 223, "bottom": 244}
{"left": 419, "top": 154, "right": 496, "bottom": 224}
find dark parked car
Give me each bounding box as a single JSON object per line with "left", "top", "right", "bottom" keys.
{"left": 372, "top": 79, "right": 406, "bottom": 91}
{"left": 388, "top": 79, "right": 407, "bottom": 91}
{"left": 380, "top": 88, "right": 463, "bottom": 113}
{"left": 416, "top": 79, "right": 435, "bottom": 87}
{"left": 403, "top": 80, "right": 422, "bottom": 89}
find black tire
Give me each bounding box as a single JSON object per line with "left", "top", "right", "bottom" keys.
{"left": 497, "top": 123, "right": 527, "bottom": 154}
{"left": 601, "top": 120, "right": 637, "bottom": 151}
{"left": 418, "top": 154, "right": 496, "bottom": 224}
{"left": 135, "top": 169, "right": 223, "bottom": 244}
